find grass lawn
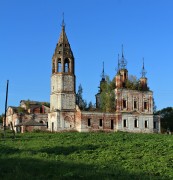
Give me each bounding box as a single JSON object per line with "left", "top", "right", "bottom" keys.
{"left": 0, "top": 131, "right": 173, "bottom": 179}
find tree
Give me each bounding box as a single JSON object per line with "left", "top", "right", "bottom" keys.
{"left": 42, "top": 102, "right": 50, "bottom": 108}
{"left": 25, "top": 99, "right": 31, "bottom": 109}
{"left": 100, "top": 76, "right": 115, "bottom": 112}
{"left": 76, "top": 84, "right": 87, "bottom": 110}
{"left": 17, "top": 107, "right": 26, "bottom": 114}
{"left": 125, "top": 75, "right": 149, "bottom": 91}
{"left": 87, "top": 101, "right": 95, "bottom": 111}
{"left": 0, "top": 114, "right": 4, "bottom": 123}
{"left": 125, "top": 75, "right": 139, "bottom": 90}
{"left": 155, "top": 107, "right": 173, "bottom": 133}
{"left": 153, "top": 98, "right": 157, "bottom": 114}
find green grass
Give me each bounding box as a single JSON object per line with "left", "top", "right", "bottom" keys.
{"left": 0, "top": 131, "right": 173, "bottom": 179}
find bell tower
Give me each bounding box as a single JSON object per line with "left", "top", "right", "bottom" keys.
{"left": 50, "top": 19, "right": 76, "bottom": 112}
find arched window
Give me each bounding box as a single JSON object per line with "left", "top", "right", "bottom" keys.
{"left": 57, "top": 59, "right": 62, "bottom": 72}
{"left": 64, "top": 59, "right": 69, "bottom": 73}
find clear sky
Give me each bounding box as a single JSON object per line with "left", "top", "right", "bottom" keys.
{"left": 0, "top": 0, "right": 173, "bottom": 114}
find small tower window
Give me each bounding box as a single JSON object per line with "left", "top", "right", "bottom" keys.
{"left": 57, "top": 59, "right": 62, "bottom": 72}
{"left": 64, "top": 59, "right": 69, "bottom": 73}
{"left": 124, "top": 72, "right": 127, "bottom": 79}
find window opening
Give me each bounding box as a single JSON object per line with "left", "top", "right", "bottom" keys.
{"left": 134, "top": 100, "right": 137, "bottom": 109}
{"left": 154, "top": 122, "right": 157, "bottom": 129}
{"left": 123, "top": 99, "right": 126, "bottom": 108}
{"left": 99, "top": 119, "right": 102, "bottom": 127}
{"left": 64, "top": 59, "right": 69, "bottom": 73}
{"left": 145, "top": 120, "right": 148, "bottom": 128}
{"left": 134, "top": 119, "right": 138, "bottom": 128}
{"left": 144, "top": 102, "right": 148, "bottom": 110}
{"left": 57, "top": 59, "right": 62, "bottom": 72}
{"left": 111, "top": 120, "right": 114, "bottom": 129}
{"left": 88, "top": 119, "right": 91, "bottom": 127}
{"left": 123, "top": 119, "right": 127, "bottom": 127}
{"left": 124, "top": 72, "right": 127, "bottom": 79}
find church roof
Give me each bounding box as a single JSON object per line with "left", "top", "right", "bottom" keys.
{"left": 53, "top": 21, "right": 74, "bottom": 59}
{"left": 15, "top": 119, "right": 46, "bottom": 127}
{"left": 58, "top": 25, "right": 69, "bottom": 45}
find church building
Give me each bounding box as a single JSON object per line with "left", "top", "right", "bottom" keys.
{"left": 48, "top": 20, "right": 160, "bottom": 133}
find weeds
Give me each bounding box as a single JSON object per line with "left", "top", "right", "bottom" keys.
{"left": 0, "top": 131, "right": 173, "bottom": 179}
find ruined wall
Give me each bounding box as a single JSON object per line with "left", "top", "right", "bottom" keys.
{"left": 79, "top": 111, "right": 116, "bottom": 132}
{"left": 34, "top": 114, "right": 48, "bottom": 123}
{"left": 48, "top": 111, "right": 76, "bottom": 131}
{"left": 48, "top": 111, "right": 59, "bottom": 131}
{"left": 75, "top": 106, "right": 82, "bottom": 131}
{"left": 6, "top": 107, "right": 19, "bottom": 131}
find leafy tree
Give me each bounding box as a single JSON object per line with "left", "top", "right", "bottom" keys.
{"left": 25, "top": 99, "right": 31, "bottom": 109}
{"left": 125, "top": 75, "right": 139, "bottom": 90}
{"left": 0, "top": 114, "right": 4, "bottom": 123}
{"left": 100, "top": 76, "right": 115, "bottom": 112}
{"left": 156, "top": 107, "right": 173, "bottom": 132}
{"left": 153, "top": 98, "right": 157, "bottom": 114}
{"left": 125, "top": 75, "right": 149, "bottom": 91}
{"left": 87, "top": 101, "right": 95, "bottom": 111}
{"left": 76, "top": 84, "right": 87, "bottom": 110}
{"left": 42, "top": 102, "right": 50, "bottom": 107}
{"left": 17, "top": 107, "right": 26, "bottom": 114}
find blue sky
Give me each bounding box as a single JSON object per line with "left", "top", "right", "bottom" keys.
{"left": 0, "top": 0, "right": 173, "bottom": 114}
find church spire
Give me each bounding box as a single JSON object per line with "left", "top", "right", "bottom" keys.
{"left": 119, "top": 44, "right": 127, "bottom": 69}
{"left": 122, "top": 44, "right": 124, "bottom": 58}
{"left": 58, "top": 13, "right": 69, "bottom": 46}
{"left": 141, "top": 58, "right": 147, "bottom": 78}
{"left": 61, "top": 12, "right": 65, "bottom": 29}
